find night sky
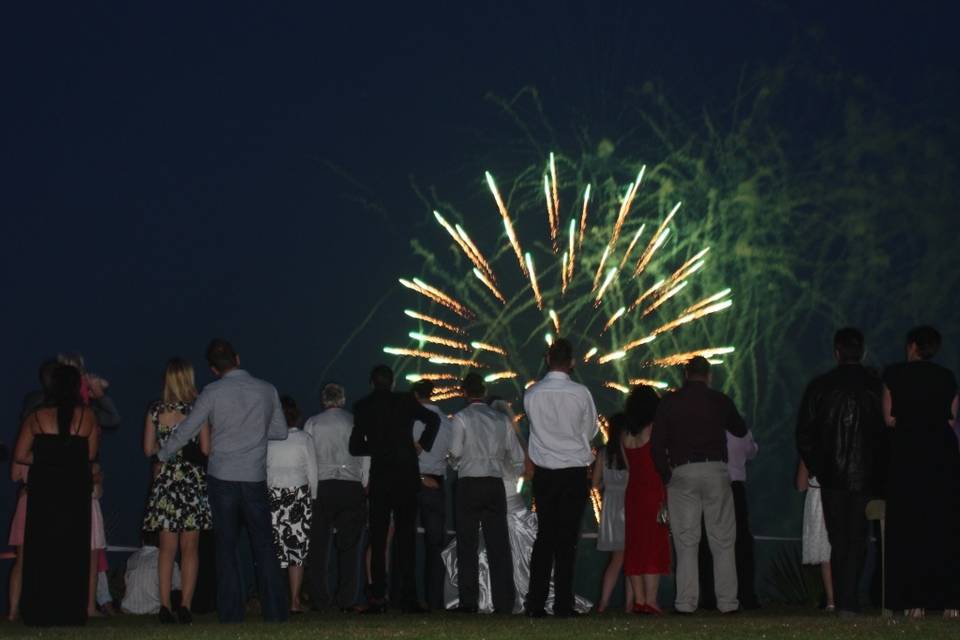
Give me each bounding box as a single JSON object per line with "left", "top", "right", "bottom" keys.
{"left": 2, "top": 1, "right": 958, "bottom": 545}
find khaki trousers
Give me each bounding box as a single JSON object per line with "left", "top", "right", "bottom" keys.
{"left": 667, "top": 462, "right": 739, "bottom": 612}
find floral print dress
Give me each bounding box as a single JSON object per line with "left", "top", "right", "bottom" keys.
{"left": 142, "top": 401, "right": 213, "bottom": 532}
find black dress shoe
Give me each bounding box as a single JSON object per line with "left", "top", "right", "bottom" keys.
{"left": 525, "top": 608, "right": 547, "bottom": 618}
{"left": 175, "top": 606, "right": 193, "bottom": 624}
{"left": 361, "top": 600, "right": 387, "bottom": 614}
{"left": 554, "top": 609, "right": 582, "bottom": 618}
{"left": 401, "top": 603, "right": 430, "bottom": 614}
{"left": 158, "top": 606, "right": 176, "bottom": 624}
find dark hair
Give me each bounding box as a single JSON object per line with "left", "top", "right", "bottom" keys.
{"left": 906, "top": 325, "right": 941, "bottom": 360}
{"left": 461, "top": 372, "right": 486, "bottom": 398}
{"left": 412, "top": 380, "right": 434, "bottom": 400}
{"left": 684, "top": 356, "right": 711, "bottom": 380}
{"left": 604, "top": 413, "right": 629, "bottom": 470}
{"left": 49, "top": 364, "right": 82, "bottom": 435}
{"left": 834, "top": 327, "right": 865, "bottom": 363}
{"left": 280, "top": 395, "right": 300, "bottom": 428}
{"left": 625, "top": 385, "right": 660, "bottom": 434}
{"left": 370, "top": 364, "right": 394, "bottom": 390}
{"left": 547, "top": 338, "right": 574, "bottom": 369}
{"left": 206, "top": 338, "right": 238, "bottom": 372}
{"left": 38, "top": 359, "right": 58, "bottom": 395}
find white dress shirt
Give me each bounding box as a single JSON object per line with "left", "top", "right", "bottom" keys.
{"left": 413, "top": 404, "right": 453, "bottom": 476}
{"left": 524, "top": 371, "right": 599, "bottom": 469}
{"left": 303, "top": 407, "right": 369, "bottom": 484}
{"left": 725, "top": 430, "right": 759, "bottom": 482}
{"left": 449, "top": 401, "right": 526, "bottom": 478}
{"left": 266, "top": 428, "right": 319, "bottom": 499}
{"left": 120, "top": 545, "right": 181, "bottom": 615}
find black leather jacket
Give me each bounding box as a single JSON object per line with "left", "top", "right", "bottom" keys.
{"left": 796, "top": 364, "right": 884, "bottom": 493}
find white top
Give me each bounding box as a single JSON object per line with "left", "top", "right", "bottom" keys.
{"left": 266, "top": 428, "right": 318, "bottom": 499}
{"left": 450, "top": 401, "right": 526, "bottom": 479}
{"left": 120, "top": 545, "right": 181, "bottom": 615}
{"left": 303, "top": 407, "right": 370, "bottom": 484}
{"left": 414, "top": 404, "right": 454, "bottom": 477}
{"left": 726, "top": 430, "right": 759, "bottom": 482}
{"left": 523, "top": 371, "right": 599, "bottom": 469}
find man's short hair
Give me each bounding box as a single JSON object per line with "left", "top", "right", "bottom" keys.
{"left": 412, "top": 380, "right": 434, "bottom": 400}
{"left": 906, "top": 325, "right": 941, "bottom": 360}
{"left": 370, "top": 364, "right": 394, "bottom": 390}
{"left": 461, "top": 372, "right": 486, "bottom": 398}
{"left": 547, "top": 338, "right": 574, "bottom": 369}
{"left": 321, "top": 383, "right": 346, "bottom": 408}
{"left": 834, "top": 327, "right": 865, "bottom": 363}
{"left": 684, "top": 355, "right": 711, "bottom": 379}
{"left": 206, "top": 338, "right": 238, "bottom": 371}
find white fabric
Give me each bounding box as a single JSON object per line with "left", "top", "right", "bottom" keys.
{"left": 303, "top": 408, "right": 368, "bottom": 483}
{"left": 802, "top": 480, "right": 831, "bottom": 564}
{"left": 523, "top": 371, "right": 598, "bottom": 469}
{"left": 449, "top": 402, "right": 525, "bottom": 479}
{"left": 414, "top": 404, "right": 454, "bottom": 476}
{"left": 725, "top": 430, "right": 759, "bottom": 482}
{"left": 266, "top": 429, "right": 318, "bottom": 500}
{"left": 96, "top": 571, "right": 112, "bottom": 606}
{"left": 120, "top": 546, "right": 181, "bottom": 615}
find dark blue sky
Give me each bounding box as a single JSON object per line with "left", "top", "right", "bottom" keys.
{"left": 2, "top": 1, "right": 957, "bottom": 542}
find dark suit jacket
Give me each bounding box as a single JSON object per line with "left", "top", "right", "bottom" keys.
{"left": 350, "top": 390, "right": 440, "bottom": 494}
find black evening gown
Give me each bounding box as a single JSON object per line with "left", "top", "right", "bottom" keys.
{"left": 20, "top": 434, "right": 92, "bottom": 626}
{"left": 883, "top": 361, "right": 960, "bottom": 611}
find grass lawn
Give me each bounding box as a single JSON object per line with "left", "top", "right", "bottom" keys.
{"left": 0, "top": 607, "right": 957, "bottom": 639}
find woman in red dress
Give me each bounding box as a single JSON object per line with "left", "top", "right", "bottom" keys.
{"left": 622, "top": 386, "right": 670, "bottom": 614}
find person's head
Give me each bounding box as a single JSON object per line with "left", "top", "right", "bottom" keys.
{"left": 546, "top": 338, "right": 574, "bottom": 373}
{"left": 625, "top": 385, "right": 660, "bottom": 434}
{"left": 833, "top": 327, "right": 865, "bottom": 364}
{"left": 369, "top": 364, "right": 394, "bottom": 391}
{"left": 412, "top": 380, "right": 434, "bottom": 403}
{"left": 684, "top": 356, "right": 711, "bottom": 384}
{"left": 206, "top": 339, "right": 239, "bottom": 376}
{"left": 57, "top": 352, "right": 86, "bottom": 374}
{"left": 905, "top": 325, "right": 941, "bottom": 361}
{"left": 321, "top": 383, "right": 346, "bottom": 409}
{"left": 605, "top": 412, "right": 630, "bottom": 469}
{"left": 461, "top": 372, "right": 486, "bottom": 400}
{"left": 49, "top": 364, "right": 82, "bottom": 435}
{"left": 162, "top": 357, "right": 198, "bottom": 404}
{"left": 37, "top": 359, "right": 58, "bottom": 396}
{"left": 280, "top": 395, "right": 300, "bottom": 428}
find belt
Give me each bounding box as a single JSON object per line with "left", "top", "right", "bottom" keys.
{"left": 672, "top": 455, "right": 726, "bottom": 469}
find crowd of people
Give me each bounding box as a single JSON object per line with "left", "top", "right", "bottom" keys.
{"left": 4, "top": 326, "right": 958, "bottom": 626}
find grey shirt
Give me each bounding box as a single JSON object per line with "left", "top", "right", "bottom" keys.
{"left": 303, "top": 407, "right": 368, "bottom": 483}
{"left": 449, "top": 401, "right": 525, "bottom": 479}
{"left": 413, "top": 404, "right": 453, "bottom": 477}
{"left": 157, "top": 369, "right": 288, "bottom": 482}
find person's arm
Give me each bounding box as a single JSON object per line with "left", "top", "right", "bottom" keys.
{"left": 199, "top": 423, "right": 211, "bottom": 456}
{"left": 583, "top": 392, "right": 600, "bottom": 441}
{"left": 504, "top": 417, "right": 525, "bottom": 476}
{"left": 91, "top": 395, "right": 122, "bottom": 429}
{"left": 447, "top": 415, "right": 465, "bottom": 469}
{"left": 650, "top": 403, "right": 670, "bottom": 483}
{"left": 412, "top": 398, "right": 440, "bottom": 452}
{"left": 882, "top": 385, "right": 895, "bottom": 427}
{"left": 591, "top": 453, "right": 604, "bottom": 489}
{"left": 13, "top": 418, "right": 35, "bottom": 467}
{"left": 360, "top": 455, "right": 371, "bottom": 490}
{"left": 795, "top": 458, "right": 809, "bottom": 492}
{"left": 951, "top": 394, "right": 959, "bottom": 425}
{"left": 349, "top": 406, "right": 370, "bottom": 456}
{"left": 795, "top": 381, "right": 819, "bottom": 473}
{"left": 725, "top": 396, "right": 748, "bottom": 437}
{"left": 744, "top": 430, "right": 759, "bottom": 461}
{"left": 304, "top": 434, "right": 319, "bottom": 501}
{"left": 87, "top": 415, "right": 101, "bottom": 461}
{"left": 143, "top": 411, "right": 157, "bottom": 457}
{"left": 158, "top": 390, "right": 212, "bottom": 462}
{"left": 268, "top": 390, "right": 288, "bottom": 441}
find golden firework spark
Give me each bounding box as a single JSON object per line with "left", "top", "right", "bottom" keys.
{"left": 603, "top": 381, "right": 631, "bottom": 394}
{"left": 485, "top": 171, "right": 527, "bottom": 277}
{"left": 549, "top": 153, "right": 561, "bottom": 251}
{"left": 561, "top": 252, "right": 569, "bottom": 294}
{"left": 682, "top": 288, "right": 732, "bottom": 315}
{"left": 647, "top": 347, "right": 735, "bottom": 367}
{"left": 642, "top": 280, "right": 689, "bottom": 317}
{"left": 598, "top": 415, "right": 610, "bottom": 444}
{"left": 428, "top": 355, "right": 484, "bottom": 368}
{"left": 399, "top": 278, "right": 473, "bottom": 319}
{"left": 524, "top": 380, "right": 537, "bottom": 390}
{"left": 408, "top": 332, "right": 470, "bottom": 351}
{"left": 628, "top": 377, "right": 670, "bottom": 389}
{"left": 617, "top": 224, "right": 646, "bottom": 272}
{"left": 456, "top": 224, "right": 497, "bottom": 282}
{"left": 472, "top": 268, "right": 506, "bottom": 304}
{"left": 592, "top": 246, "right": 611, "bottom": 291}
{"left": 590, "top": 486, "right": 603, "bottom": 525}
{"left": 431, "top": 389, "right": 464, "bottom": 402}
{"left": 470, "top": 341, "right": 507, "bottom": 356}
{"left": 601, "top": 306, "right": 627, "bottom": 334}
{"left": 634, "top": 201, "right": 681, "bottom": 277}
{"left": 594, "top": 267, "right": 618, "bottom": 307}
{"left": 544, "top": 332, "right": 554, "bottom": 346}
{"left": 629, "top": 279, "right": 665, "bottom": 312}
{"left": 405, "top": 372, "right": 459, "bottom": 382}
{"left": 543, "top": 173, "right": 556, "bottom": 250}
{"left": 566, "top": 218, "right": 576, "bottom": 283}
{"left": 524, "top": 252, "right": 544, "bottom": 310}
{"left": 598, "top": 350, "right": 627, "bottom": 364}
{"left": 549, "top": 309, "right": 561, "bottom": 334}
{"left": 484, "top": 371, "right": 518, "bottom": 383}
{"left": 622, "top": 334, "right": 657, "bottom": 352}
{"left": 403, "top": 309, "right": 465, "bottom": 335}
{"left": 578, "top": 184, "right": 590, "bottom": 252}
{"left": 583, "top": 347, "right": 599, "bottom": 362}
{"left": 383, "top": 346, "right": 450, "bottom": 360}
{"left": 650, "top": 299, "right": 734, "bottom": 337}
{"left": 609, "top": 167, "right": 645, "bottom": 249}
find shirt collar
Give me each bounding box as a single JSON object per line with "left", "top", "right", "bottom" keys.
{"left": 544, "top": 371, "right": 571, "bottom": 381}
{"left": 223, "top": 368, "right": 249, "bottom": 379}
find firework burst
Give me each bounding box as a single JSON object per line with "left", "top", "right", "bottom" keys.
{"left": 388, "top": 154, "right": 735, "bottom": 403}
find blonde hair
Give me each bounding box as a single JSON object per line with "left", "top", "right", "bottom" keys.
{"left": 162, "top": 358, "right": 198, "bottom": 404}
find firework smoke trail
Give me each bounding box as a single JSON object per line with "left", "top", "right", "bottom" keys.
{"left": 485, "top": 171, "right": 527, "bottom": 277}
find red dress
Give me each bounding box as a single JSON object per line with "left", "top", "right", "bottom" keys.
{"left": 623, "top": 443, "right": 670, "bottom": 575}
